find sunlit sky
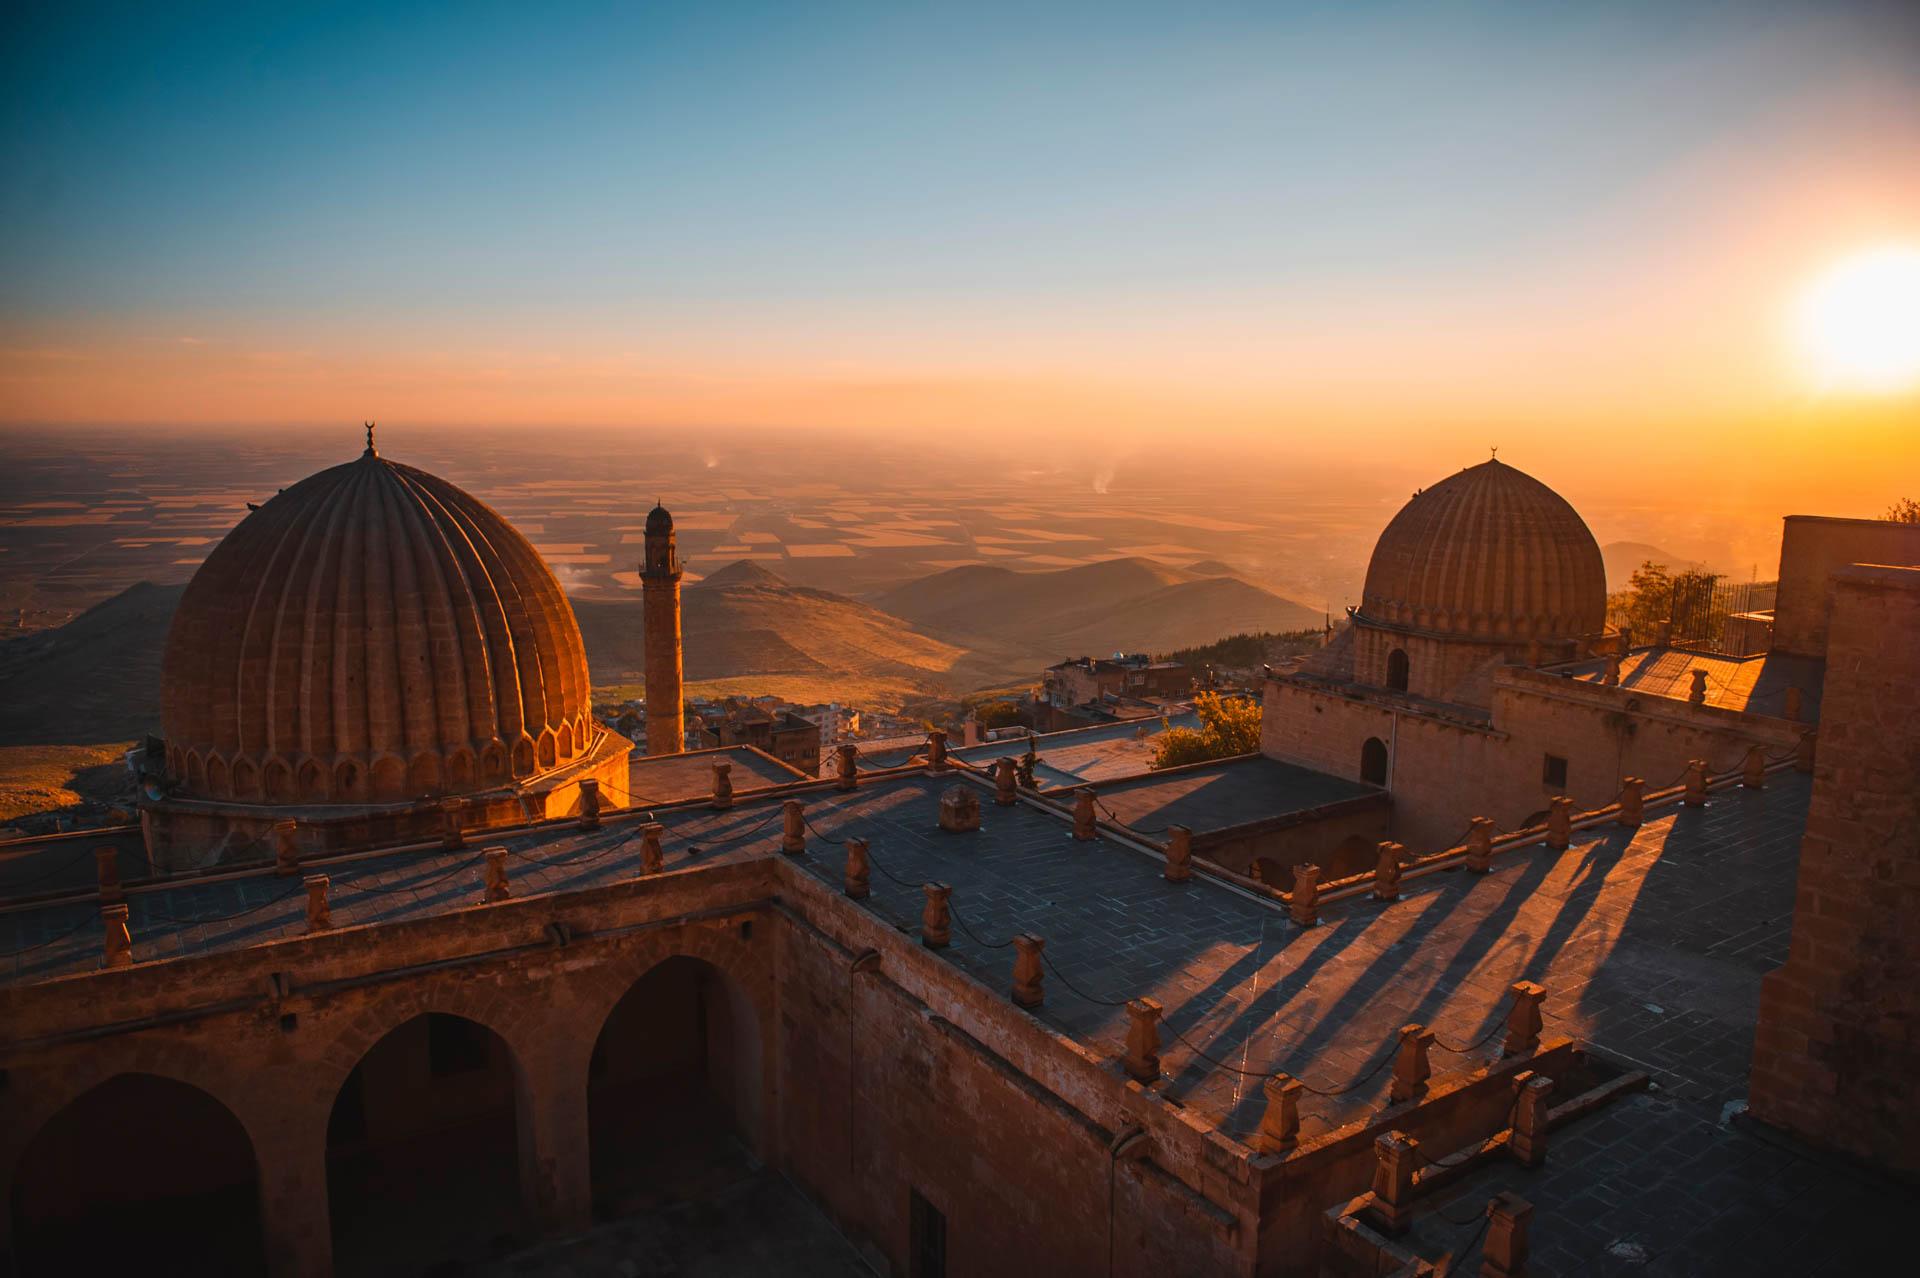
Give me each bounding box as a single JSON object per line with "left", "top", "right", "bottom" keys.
{"left": 2, "top": 1, "right": 1917, "bottom": 499}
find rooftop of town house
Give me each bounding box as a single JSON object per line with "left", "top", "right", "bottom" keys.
{"left": 1542, "top": 647, "right": 1826, "bottom": 722}
{"left": 1075, "top": 754, "right": 1384, "bottom": 838}
{"left": 948, "top": 708, "right": 1202, "bottom": 785}
{"left": 852, "top": 709, "right": 1201, "bottom": 778}
{"left": 624, "top": 743, "right": 811, "bottom": 806}
{"left": 0, "top": 763, "right": 1816, "bottom": 1156}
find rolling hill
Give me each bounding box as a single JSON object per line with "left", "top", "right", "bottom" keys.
{"left": 874, "top": 557, "right": 1324, "bottom": 656}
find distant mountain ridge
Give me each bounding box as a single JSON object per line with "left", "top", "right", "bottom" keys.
{"left": 875, "top": 556, "right": 1324, "bottom": 656}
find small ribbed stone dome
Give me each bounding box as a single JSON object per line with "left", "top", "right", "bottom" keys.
{"left": 160, "top": 444, "right": 600, "bottom": 806}
{"left": 1358, "top": 460, "right": 1606, "bottom": 641}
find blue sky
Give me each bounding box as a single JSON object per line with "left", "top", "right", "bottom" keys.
{"left": 2, "top": 0, "right": 1916, "bottom": 456}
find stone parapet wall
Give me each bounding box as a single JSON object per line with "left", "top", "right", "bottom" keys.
{"left": 1750, "top": 564, "right": 1920, "bottom": 1171}
{"left": 1771, "top": 516, "right": 1920, "bottom": 657}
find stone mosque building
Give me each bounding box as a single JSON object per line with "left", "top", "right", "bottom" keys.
{"left": 138, "top": 429, "right": 629, "bottom": 868}
{"left": 1, "top": 438, "right": 1917, "bottom": 1277}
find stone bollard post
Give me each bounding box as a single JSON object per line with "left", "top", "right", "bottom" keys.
{"left": 993, "top": 757, "right": 1018, "bottom": 806}
{"left": 577, "top": 778, "right": 602, "bottom": 830}
{"left": 440, "top": 797, "right": 465, "bottom": 850}
{"left": 101, "top": 903, "right": 132, "bottom": 969}
{"left": 640, "top": 823, "right": 666, "bottom": 875}
{"left": 920, "top": 882, "right": 951, "bottom": 949}
{"left": 1368, "top": 1131, "right": 1420, "bottom": 1234}
{"left": 1510, "top": 1071, "right": 1553, "bottom": 1168}
{"left": 1012, "top": 934, "right": 1044, "bottom": 1007}
{"left": 95, "top": 847, "right": 123, "bottom": 904}
{"left": 1073, "top": 789, "right": 1098, "bottom": 841}
{"left": 273, "top": 820, "right": 300, "bottom": 876}
{"left": 1256, "top": 1073, "right": 1304, "bottom": 1154}
{"left": 1373, "top": 841, "right": 1405, "bottom": 902}
{"left": 836, "top": 743, "right": 859, "bottom": 791}
{"left": 1783, "top": 686, "right": 1803, "bottom": 723}
{"left": 1688, "top": 668, "right": 1708, "bottom": 705}
{"left": 1617, "top": 777, "right": 1644, "bottom": 827}
{"left": 1545, "top": 797, "right": 1573, "bottom": 850}
{"left": 926, "top": 729, "right": 949, "bottom": 772}
{"left": 1503, "top": 981, "right": 1546, "bottom": 1057}
{"left": 843, "top": 837, "right": 870, "bottom": 899}
{"left": 1742, "top": 745, "right": 1766, "bottom": 789}
{"left": 304, "top": 875, "right": 333, "bottom": 933}
{"left": 711, "top": 760, "right": 734, "bottom": 810}
{"left": 1481, "top": 1192, "right": 1534, "bottom": 1278}
{"left": 1795, "top": 730, "right": 1816, "bottom": 773}
{"left": 1164, "top": 825, "right": 1194, "bottom": 883}
{"left": 1465, "top": 817, "right": 1496, "bottom": 873}
{"left": 1684, "top": 758, "right": 1709, "bottom": 806}
{"left": 483, "top": 847, "right": 510, "bottom": 903}
{"left": 1389, "top": 1024, "right": 1435, "bottom": 1104}
{"left": 1289, "top": 864, "right": 1320, "bottom": 927}
{"left": 1602, "top": 654, "right": 1621, "bottom": 687}
{"left": 1123, "top": 997, "right": 1163, "bottom": 1083}
{"left": 782, "top": 800, "right": 806, "bottom": 855}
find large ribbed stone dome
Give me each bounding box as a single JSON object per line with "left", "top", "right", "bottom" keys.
{"left": 160, "top": 441, "right": 600, "bottom": 806}
{"left": 1358, "top": 460, "right": 1606, "bottom": 641}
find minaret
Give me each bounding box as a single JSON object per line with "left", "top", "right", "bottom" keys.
{"left": 640, "top": 502, "right": 685, "bottom": 755}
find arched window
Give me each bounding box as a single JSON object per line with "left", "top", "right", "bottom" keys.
{"left": 1386, "top": 648, "right": 1410, "bottom": 692}
{"left": 1361, "top": 737, "right": 1389, "bottom": 786}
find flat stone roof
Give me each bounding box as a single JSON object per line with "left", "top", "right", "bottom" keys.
{"left": 0, "top": 765, "right": 1816, "bottom": 1156}
{"left": 1548, "top": 648, "right": 1824, "bottom": 722}
{"left": 949, "top": 710, "right": 1202, "bottom": 786}
{"left": 1080, "top": 754, "right": 1382, "bottom": 837}
{"left": 625, "top": 744, "right": 808, "bottom": 805}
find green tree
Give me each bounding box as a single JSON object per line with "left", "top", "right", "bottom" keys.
{"left": 1607, "top": 560, "right": 1719, "bottom": 640}
{"left": 975, "top": 699, "right": 1023, "bottom": 729}
{"left": 1888, "top": 498, "right": 1920, "bottom": 524}
{"left": 1151, "top": 692, "right": 1262, "bottom": 768}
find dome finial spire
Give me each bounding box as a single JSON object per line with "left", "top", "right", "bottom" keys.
{"left": 1490, "top": 443, "right": 1499, "bottom": 461}
{"left": 363, "top": 421, "right": 377, "bottom": 457}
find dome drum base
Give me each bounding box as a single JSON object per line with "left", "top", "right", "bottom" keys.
{"left": 139, "top": 729, "right": 629, "bottom": 872}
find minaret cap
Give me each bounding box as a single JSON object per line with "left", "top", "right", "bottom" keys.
{"left": 645, "top": 501, "right": 673, "bottom": 535}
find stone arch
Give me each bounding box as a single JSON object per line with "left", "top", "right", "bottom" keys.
{"left": 9, "top": 1072, "right": 266, "bottom": 1275}
{"left": 447, "top": 748, "right": 476, "bottom": 789}
{"left": 322, "top": 1000, "right": 536, "bottom": 1273}
{"left": 369, "top": 754, "right": 406, "bottom": 801}
{"left": 409, "top": 751, "right": 442, "bottom": 793}
{"left": 1325, "top": 832, "right": 1376, "bottom": 880}
{"left": 556, "top": 721, "right": 574, "bottom": 761}
{"left": 168, "top": 744, "right": 185, "bottom": 779}
{"left": 512, "top": 737, "right": 536, "bottom": 776}
{"left": 1386, "top": 647, "right": 1409, "bottom": 693}
{"left": 187, "top": 750, "right": 207, "bottom": 794}
{"left": 262, "top": 757, "right": 289, "bottom": 802}
{"left": 297, "top": 757, "right": 327, "bottom": 802}
{"left": 334, "top": 758, "right": 363, "bottom": 802}
{"left": 581, "top": 931, "right": 773, "bottom": 1216}
{"left": 536, "top": 728, "right": 558, "bottom": 770}
{"left": 233, "top": 756, "right": 259, "bottom": 800}
{"left": 482, "top": 742, "right": 508, "bottom": 782}
{"left": 207, "top": 752, "right": 231, "bottom": 798}
{"left": 1361, "top": 737, "right": 1389, "bottom": 786}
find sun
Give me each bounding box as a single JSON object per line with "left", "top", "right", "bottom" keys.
{"left": 1792, "top": 244, "right": 1920, "bottom": 394}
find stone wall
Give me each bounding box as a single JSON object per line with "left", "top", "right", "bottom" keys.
{"left": 1261, "top": 669, "right": 1803, "bottom": 853}
{"left": 1771, "top": 516, "right": 1920, "bottom": 658}
{"left": 0, "top": 840, "right": 1262, "bottom": 1277}
{"left": 1750, "top": 564, "right": 1920, "bottom": 1172}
